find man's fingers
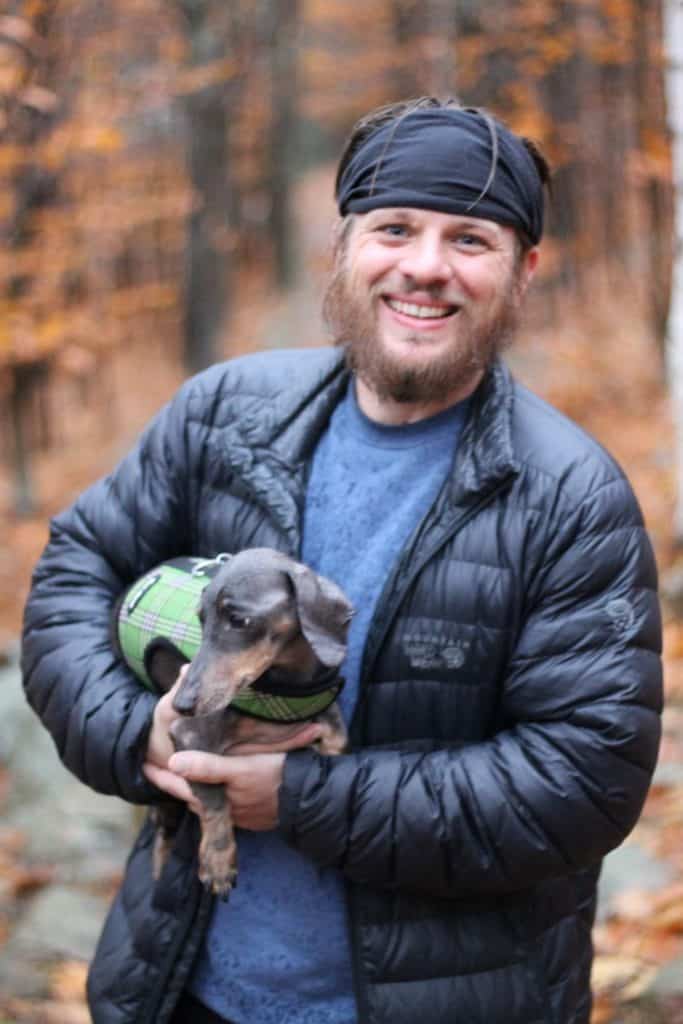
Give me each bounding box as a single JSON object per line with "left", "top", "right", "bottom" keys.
{"left": 227, "top": 723, "right": 324, "bottom": 755}
{"left": 166, "top": 751, "right": 286, "bottom": 831}
{"left": 168, "top": 750, "right": 239, "bottom": 782}
{"left": 168, "top": 724, "right": 321, "bottom": 778}
{"left": 143, "top": 761, "right": 197, "bottom": 806}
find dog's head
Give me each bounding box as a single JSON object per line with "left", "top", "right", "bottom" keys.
{"left": 172, "top": 549, "right": 353, "bottom": 716}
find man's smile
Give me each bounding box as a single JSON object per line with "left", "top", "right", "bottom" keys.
{"left": 382, "top": 296, "right": 461, "bottom": 323}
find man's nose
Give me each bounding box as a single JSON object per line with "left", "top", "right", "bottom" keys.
{"left": 397, "top": 237, "right": 453, "bottom": 285}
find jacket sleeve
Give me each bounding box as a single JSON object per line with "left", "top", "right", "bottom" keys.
{"left": 20, "top": 379, "right": 200, "bottom": 803}
{"left": 278, "top": 473, "right": 663, "bottom": 896}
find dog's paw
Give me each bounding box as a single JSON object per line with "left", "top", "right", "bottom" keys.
{"left": 198, "top": 831, "right": 238, "bottom": 898}
{"left": 199, "top": 857, "right": 238, "bottom": 898}
{"left": 316, "top": 731, "right": 347, "bottom": 756}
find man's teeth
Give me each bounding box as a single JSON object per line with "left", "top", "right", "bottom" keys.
{"left": 386, "top": 298, "right": 455, "bottom": 319}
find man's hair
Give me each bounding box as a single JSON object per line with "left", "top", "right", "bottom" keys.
{"left": 334, "top": 96, "right": 552, "bottom": 255}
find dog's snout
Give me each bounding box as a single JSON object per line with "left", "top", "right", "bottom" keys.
{"left": 172, "top": 690, "right": 195, "bottom": 715}
{"left": 172, "top": 665, "right": 200, "bottom": 715}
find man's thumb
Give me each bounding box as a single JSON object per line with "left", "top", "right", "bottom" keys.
{"left": 168, "top": 751, "right": 228, "bottom": 780}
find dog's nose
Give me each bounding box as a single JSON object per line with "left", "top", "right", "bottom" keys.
{"left": 172, "top": 689, "right": 196, "bottom": 715}
{"left": 172, "top": 668, "right": 199, "bottom": 715}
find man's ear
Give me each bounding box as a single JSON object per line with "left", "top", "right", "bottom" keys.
{"left": 330, "top": 214, "right": 356, "bottom": 266}
{"left": 518, "top": 246, "right": 539, "bottom": 297}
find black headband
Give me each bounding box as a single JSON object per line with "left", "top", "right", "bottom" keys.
{"left": 336, "top": 107, "right": 544, "bottom": 245}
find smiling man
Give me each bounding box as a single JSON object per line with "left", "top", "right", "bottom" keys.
{"left": 22, "top": 98, "right": 662, "bottom": 1024}
{"left": 324, "top": 205, "right": 535, "bottom": 420}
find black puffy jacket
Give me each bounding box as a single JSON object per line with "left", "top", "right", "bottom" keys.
{"left": 21, "top": 347, "right": 662, "bottom": 1024}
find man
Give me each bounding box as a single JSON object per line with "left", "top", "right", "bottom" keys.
{"left": 22, "top": 98, "right": 662, "bottom": 1024}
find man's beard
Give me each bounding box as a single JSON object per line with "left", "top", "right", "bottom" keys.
{"left": 322, "top": 265, "right": 523, "bottom": 405}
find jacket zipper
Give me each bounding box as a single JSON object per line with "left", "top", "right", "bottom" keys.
{"left": 356, "top": 475, "right": 514, "bottom": 732}
{"left": 348, "top": 475, "right": 514, "bottom": 1023}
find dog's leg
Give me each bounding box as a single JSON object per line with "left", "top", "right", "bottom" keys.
{"left": 170, "top": 712, "right": 238, "bottom": 897}
{"left": 187, "top": 779, "right": 238, "bottom": 896}
{"left": 314, "top": 702, "right": 348, "bottom": 755}
{"left": 151, "top": 803, "right": 185, "bottom": 879}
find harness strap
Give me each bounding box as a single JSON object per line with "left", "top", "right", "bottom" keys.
{"left": 114, "top": 556, "right": 344, "bottom": 723}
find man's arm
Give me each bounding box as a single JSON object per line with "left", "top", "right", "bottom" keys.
{"left": 21, "top": 378, "right": 199, "bottom": 803}
{"left": 273, "top": 474, "right": 662, "bottom": 897}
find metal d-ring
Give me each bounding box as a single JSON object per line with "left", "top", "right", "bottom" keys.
{"left": 190, "top": 552, "right": 233, "bottom": 577}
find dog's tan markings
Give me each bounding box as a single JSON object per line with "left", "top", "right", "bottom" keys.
{"left": 197, "top": 638, "right": 291, "bottom": 715}
{"left": 218, "top": 717, "right": 314, "bottom": 752}
{"left": 197, "top": 806, "right": 237, "bottom": 895}
{"left": 315, "top": 704, "right": 348, "bottom": 755}
{"left": 272, "top": 632, "right": 319, "bottom": 678}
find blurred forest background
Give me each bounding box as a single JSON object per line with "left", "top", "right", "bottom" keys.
{"left": 2, "top": 0, "right": 683, "bottom": 1021}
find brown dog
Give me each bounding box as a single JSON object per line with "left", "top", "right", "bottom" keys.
{"left": 148, "top": 548, "right": 353, "bottom": 896}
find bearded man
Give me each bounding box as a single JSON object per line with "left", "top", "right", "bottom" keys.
{"left": 22, "top": 98, "right": 662, "bottom": 1024}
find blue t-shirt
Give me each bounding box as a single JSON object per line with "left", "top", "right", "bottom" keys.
{"left": 190, "top": 382, "right": 470, "bottom": 1023}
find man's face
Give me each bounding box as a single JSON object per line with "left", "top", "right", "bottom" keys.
{"left": 324, "top": 207, "right": 537, "bottom": 407}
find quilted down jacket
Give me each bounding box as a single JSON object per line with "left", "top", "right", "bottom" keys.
{"left": 21, "top": 347, "right": 662, "bottom": 1024}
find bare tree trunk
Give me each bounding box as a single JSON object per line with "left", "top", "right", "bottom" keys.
{"left": 424, "top": 0, "right": 457, "bottom": 96}
{"left": 634, "top": 0, "right": 673, "bottom": 357}
{"left": 0, "top": 1, "right": 59, "bottom": 515}
{"left": 389, "top": 0, "right": 422, "bottom": 97}
{"left": 176, "top": 2, "right": 243, "bottom": 373}
{"left": 267, "top": 0, "right": 300, "bottom": 290}
{"left": 390, "top": 0, "right": 457, "bottom": 98}
{"left": 664, "top": 0, "right": 683, "bottom": 542}
{"left": 573, "top": 0, "right": 607, "bottom": 295}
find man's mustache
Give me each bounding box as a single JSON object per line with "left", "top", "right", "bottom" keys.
{"left": 370, "top": 278, "right": 466, "bottom": 305}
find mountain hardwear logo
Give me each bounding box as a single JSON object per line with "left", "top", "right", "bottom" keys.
{"left": 606, "top": 598, "right": 635, "bottom": 636}
{"left": 403, "top": 636, "right": 471, "bottom": 671}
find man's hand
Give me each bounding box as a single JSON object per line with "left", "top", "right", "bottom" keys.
{"left": 145, "top": 677, "right": 183, "bottom": 770}
{"left": 143, "top": 699, "right": 323, "bottom": 828}
{"left": 164, "top": 750, "right": 289, "bottom": 830}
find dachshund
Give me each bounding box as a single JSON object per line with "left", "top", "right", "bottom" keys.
{"left": 116, "top": 548, "right": 353, "bottom": 896}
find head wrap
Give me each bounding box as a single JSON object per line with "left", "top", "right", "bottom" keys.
{"left": 336, "top": 106, "right": 544, "bottom": 244}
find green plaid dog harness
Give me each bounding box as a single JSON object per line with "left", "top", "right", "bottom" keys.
{"left": 113, "top": 555, "right": 343, "bottom": 722}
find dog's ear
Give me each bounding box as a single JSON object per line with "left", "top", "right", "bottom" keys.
{"left": 285, "top": 565, "right": 353, "bottom": 668}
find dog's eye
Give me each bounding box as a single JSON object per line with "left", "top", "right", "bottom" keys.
{"left": 227, "top": 611, "right": 251, "bottom": 629}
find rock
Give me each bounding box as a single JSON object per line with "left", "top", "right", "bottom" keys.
{"left": 660, "top": 563, "right": 683, "bottom": 618}
{"left": 646, "top": 956, "right": 683, "bottom": 996}
{"left": 0, "top": 646, "right": 140, "bottom": 1004}
{"left": 0, "top": 885, "right": 109, "bottom": 998}
{"left": 653, "top": 762, "right": 683, "bottom": 786}
{"left": 0, "top": 656, "right": 136, "bottom": 877}
{"left": 597, "top": 842, "right": 676, "bottom": 922}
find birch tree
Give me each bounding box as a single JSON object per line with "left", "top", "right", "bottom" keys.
{"left": 664, "top": 0, "right": 683, "bottom": 542}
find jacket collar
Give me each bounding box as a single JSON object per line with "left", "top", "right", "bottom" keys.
{"left": 447, "top": 359, "right": 520, "bottom": 506}
{"left": 220, "top": 348, "right": 348, "bottom": 550}
{"left": 224, "top": 349, "right": 519, "bottom": 545}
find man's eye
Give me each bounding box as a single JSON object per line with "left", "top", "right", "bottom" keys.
{"left": 456, "top": 234, "right": 487, "bottom": 249}
{"left": 379, "top": 223, "right": 407, "bottom": 237}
